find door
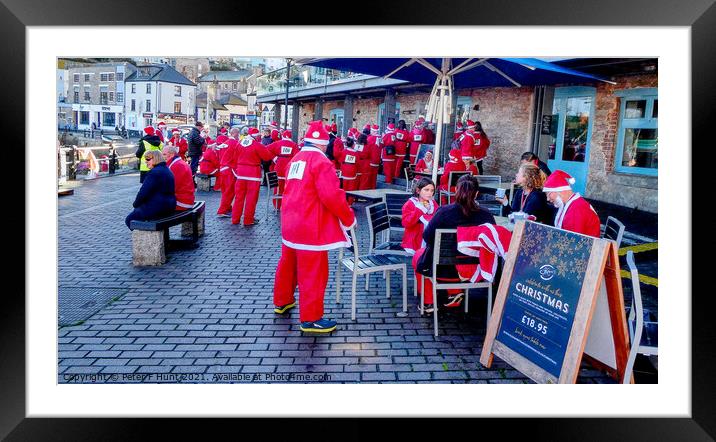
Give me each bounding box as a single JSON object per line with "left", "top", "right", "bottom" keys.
{"left": 546, "top": 87, "right": 595, "bottom": 195}
{"left": 378, "top": 102, "right": 401, "bottom": 129}
{"left": 329, "top": 109, "right": 345, "bottom": 137}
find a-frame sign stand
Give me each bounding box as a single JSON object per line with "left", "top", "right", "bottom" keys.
{"left": 480, "top": 221, "right": 632, "bottom": 384}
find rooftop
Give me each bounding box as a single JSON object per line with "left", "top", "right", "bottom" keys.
{"left": 125, "top": 64, "right": 196, "bottom": 86}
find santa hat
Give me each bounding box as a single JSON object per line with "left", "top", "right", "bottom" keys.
{"left": 415, "top": 118, "right": 425, "bottom": 127}
{"left": 363, "top": 123, "right": 371, "bottom": 131}
{"left": 543, "top": 170, "right": 576, "bottom": 193}
{"left": 386, "top": 123, "right": 395, "bottom": 132}
{"left": 281, "top": 129, "right": 292, "bottom": 140}
{"left": 248, "top": 127, "right": 260, "bottom": 138}
{"left": 171, "top": 128, "right": 180, "bottom": 134}
{"left": 456, "top": 121, "right": 464, "bottom": 131}
{"left": 143, "top": 126, "right": 154, "bottom": 135}
{"left": 304, "top": 120, "right": 330, "bottom": 146}
{"left": 216, "top": 135, "right": 229, "bottom": 146}
{"left": 269, "top": 121, "right": 279, "bottom": 129}
{"left": 448, "top": 149, "right": 462, "bottom": 162}
{"left": 346, "top": 128, "right": 358, "bottom": 140}
{"left": 466, "top": 120, "right": 476, "bottom": 129}
{"left": 370, "top": 124, "right": 379, "bottom": 134}
{"left": 157, "top": 122, "right": 166, "bottom": 127}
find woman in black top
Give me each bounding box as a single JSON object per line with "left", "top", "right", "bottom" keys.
{"left": 497, "top": 163, "right": 556, "bottom": 225}
{"left": 412, "top": 174, "right": 496, "bottom": 313}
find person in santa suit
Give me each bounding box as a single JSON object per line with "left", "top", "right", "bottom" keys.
{"left": 366, "top": 124, "right": 382, "bottom": 189}
{"left": 155, "top": 121, "right": 167, "bottom": 143}
{"left": 401, "top": 177, "right": 436, "bottom": 255}
{"left": 336, "top": 129, "right": 360, "bottom": 205}
{"left": 267, "top": 129, "right": 299, "bottom": 209}
{"left": 424, "top": 121, "right": 436, "bottom": 145}
{"left": 162, "top": 144, "right": 195, "bottom": 211}
{"left": 459, "top": 119, "right": 477, "bottom": 162}
{"left": 327, "top": 123, "right": 344, "bottom": 170}
{"left": 355, "top": 133, "right": 372, "bottom": 190}
{"left": 216, "top": 138, "right": 239, "bottom": 217}
{"left": 472, "top": 121, "right": 491, "bottom": 175}
{"left": 415, "top": 150, "right": 434, "bottom": 173}
{"left": 439, "top": 149, "right": 468, "bottom": 205}
{"left": 393, "top": 120, "right": 410, "bottom": 179}
{"left": 199, "top": 135, "right": 224, "bottom": 192}
{"left": 453, "top": 121, "right": 465, "bottom": 141}
{"left": 463, "top": 157, "right": 479, "bottom": 175}
{"left": 269, "top": 121, "right": 281, "bottom": 142}
{"left": 381, "top": 123, "right": 398, "bottom": 184}
{"left": 543, "top": 170, "right": 601, "bottom": 237}
{"left": 408, "top": 118, "right": 427, "bottom": 164}
{"left": 362, "top": 123, "right": 371, "bottom": 135}
{"left": 167, "top": 128, "right": 189, "bottom": 161}
{"left": 272, "top": 121, "right": 356, "bottom": 333}
{"left": 232, "top": 127, "right": 276, "bottom": 226}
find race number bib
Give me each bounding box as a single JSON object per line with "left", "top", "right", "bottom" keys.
{"left": 396, "top": 132, "right": 404, "bottom": 140}
{"left": 413, "top": 134, "right": 422, "bottom": 142}
{"left": 287, "top": 161, "right": 306, "bottom": 180}
{"left": 281, "top": 146, "right": 293, "bottom": 155}
{"left": 240, "top": 138, "right": 252, "bottom": 147}
{"left": 390, "top": 135, "right": 396, "bottom": 142}
{"left": 476, "top": 139, "right": 481, "bottom": 145}
{"left": 344, "top": 154, "right": 356, "bottom": 164}
{"left": 355, "top": 144, "right": 364, "bottom": 152}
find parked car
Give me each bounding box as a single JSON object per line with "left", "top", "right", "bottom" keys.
{"left": 101, "top": 134, "right": 125, "bottom": 144}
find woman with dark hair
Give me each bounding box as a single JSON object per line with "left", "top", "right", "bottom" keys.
{"left": 401, "top": 177, "right": 436, "bottom": 255}
{"left": 412, "top": 174, "right": 495, "bottom": 312}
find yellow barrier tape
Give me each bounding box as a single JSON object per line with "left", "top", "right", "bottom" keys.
{"left": 618, "top": 242, "right": 658, "bottom": 256}
{"left": 620, "top": 269, "right": 658, "bottom": 287}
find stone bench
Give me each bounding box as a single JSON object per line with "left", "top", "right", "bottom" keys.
{"left": 195, "top": 173, "right": 213, "bottom": 192}
{"left": 129, "top": 201, "right": 205, "bottom": 266}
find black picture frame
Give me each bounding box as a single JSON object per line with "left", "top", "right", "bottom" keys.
{"left": 4, "top": 0, "right": 712, "bottom": 438}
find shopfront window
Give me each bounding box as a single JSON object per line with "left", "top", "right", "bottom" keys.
{"left": 615, "top": 88, "right": 658, "bottom": 175}
{"left": 80, "top": 111, "right": 89, "bottom": 125}
{"left": 102, "top": 112, "right": 115, "bottom": 127}
{"left": 561, "top": 97, "right": 591, "bottom": 163}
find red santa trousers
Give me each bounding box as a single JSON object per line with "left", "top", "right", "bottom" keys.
{"left": 217, "top": 169, "right": 236, "bottom": 215}
{"left": 411, "top": 248, "right": 462, "bottom": 305}
{"left": 232, "top": 178, "right": 261, "bottom": 225}
{"left": 273, "top": 244, "right": 329, "bottom": 323}
{"left": 383, "top": 160, "right": 396, "bottom": 184}
{"left": 369, "top": 165, "right": 380, "bottom": 188}
{"left": 394, "top": 155, "right": 407, "bottom": 179}
{"left": 341, "top": 177, "right": 359, "bottom": 205}
{"left": 272, "top": 178, "right": 286, "bottom": 209}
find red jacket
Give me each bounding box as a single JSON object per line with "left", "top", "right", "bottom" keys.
{"left": 555, "top": 193, "right": 601, "bottom": 238}
{"left": 424, "top": 128, "right": 435, "bottom": 144}
{"left": 440, "top": 160, "right": 467, "bottom": 189}
{"left": 168, "top": 156, "right": 195, "bottom": 210}
{"left": 394, "top": 129, "right": 410, "bottom": 157}
{"left": 268, "top": 139, "right": 299, "bottom": 178}
{"left": 456, "top": 224, "right": 512, "bottom": 282}
{"left": 459, "top": 130, "right": 477, "bottom": 159}
{"left": 281, "top": 146, "right": 356, "bottom": 251}
{"left": 453, "top": 130, "right": 464, "bottom": 141}
{"left": 355, "top": 142, "right": 372, "bottom": 175}
{"left": 473, "top": 132, "right": 491, "bottom": 161}
{"left": 336, "top": 145, "right": 359, "bottom": 180}
{"left": 367, "top": 135, "right": 382, "bottom": 168}
{"left": 168, "top": 136, "right": 189, "bottom": 161}
{"left": 220, "top": 139, "right": 239, "bottom": 173}
{"left": 198, "top": 147, "right": 220, "bottom": 175}
{"left": 401, "top": 197, "right": 437, "bottom": 254}
{"left": 415, "top": 158, "right": 434, "bottom": 173}
{"left": 381, "top": 132, "right": 397, "bottom": 162}
{"left": 409, "top": 128, "right": 427, "bottom": 159}
{"left": 234, "top": 137, "right": 275, "bottom": 181}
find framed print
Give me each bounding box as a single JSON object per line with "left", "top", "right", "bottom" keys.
{"left": 5, "top": 0, "right": 713, "bottom": 438}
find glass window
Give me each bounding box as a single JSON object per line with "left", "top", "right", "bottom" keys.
{"left": 117, "top": 93, "right": 123, "bottom": 103}
{"left": 100, "top": 73, "right": 108, "bottom": 82}
{"left": 102, "top": 112, "right": 116, "bottom": 127}
{"left": 108, "top": 73, "right": 114, "bottom": 82}
{"left": 109, "top": 92, "right": 114, "bottom": 102}
{"left": 80, "top": 111, "right": 89, "bottom": 124}
{"left": 174, "top": 85, "right": 181, "bottom": 96}
{"left": 174, "top": 102, "right": 182, "bottom": 113}
{"left": 131, "top": 84, "right": 136, "bottom": 93}
{"left": 73, "top": 73, "right": 80, "bottom": 83}
{"left": 624, "top": 100, "right": 647, "bottom": 119}
{"left": 84, "top": 91, "right": 90, "bottom": 101}
{"left": 131, "top": 99, "right": 136, "bottom": 111}
{"left": 616, "top": 92, "right": 657, "bottom": 174}
{"left": 146, "top": 83, "right": 151, "bottom": 94}
{"left": 548, "top": 100, "right": 560, "bottom": 160}
{"left": 561, "top": 97, "right": 591, "bottom": 163}
{"left": 145, "top": 100, "right": 151, "bottom": 112}
{"left": 84, "top": 73, "right": 90, "bottom": 82}
{"left": 116, "top": 72, "right": 124, "bottom": 81}
{"left": 100, "top": 91, "right": 108, "bottom": 104}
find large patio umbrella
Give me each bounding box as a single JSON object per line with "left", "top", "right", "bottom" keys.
{"left": 296, "top": 57, "right": 613, "bottom": 185}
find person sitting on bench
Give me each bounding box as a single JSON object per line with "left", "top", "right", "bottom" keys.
{"left": 163, "top": 144, "right": 195, "bottom": 211}
{"left": 125, "top": 150, "right": 176, "bottom": 229}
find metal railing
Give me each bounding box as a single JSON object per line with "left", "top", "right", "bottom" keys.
{"left": 256, "top": 65, "right": 372, "bottom": 97}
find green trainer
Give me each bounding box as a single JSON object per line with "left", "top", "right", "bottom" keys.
{"left": 274, "top": 302, "right": 296, "bottom": 314}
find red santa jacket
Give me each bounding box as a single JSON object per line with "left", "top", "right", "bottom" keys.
{"left": 453, "top": 130, "right": 465, "bottom": 141}
{"left": 268, "top": 139, "right": 299, "bottom": 178}
{"left": 473, "top": 132, "right": 491, "bottom": 161}
{"left": 198, "top": 147, "right": 220, "bottom": 175}
{"left": 554, "top": 193, "right": 601, "bottom": 238}
{"left": 366, "top": 135, "right": 382, "bottom": 168}
{"left": 281, "top": 146, "right": 356, "bottom": 250}
{"left": 220, "top": 139, "right": 239, "bottom": 173}
{"left": 409, "top": 127, "right": 427, "bottom": 160}
{"left": 439, "top": 159, "right": 468, "bottom": 189}
{"left": 168, "top": 156, "right": 195, "bottom": 210}
{"left": 381, "top": 132, "right": 397, "bottom": 163}
{"left": 233, "top": 137, "right": 275, "bottom": 181}
{"left": 459, "top": 130, "right": 477, "bottom": 160}
{"left": 270, "top": 129, "right": 280, "bottom": 142}
{"left": 354, "top": 141, "right": 372, "bottom": 175}
{"left": 401, "top": 197, "right": 437, "bottom": 255}
{"left": 456, "top": 223, "right": 512, "bottom": 282}
{"left": 394, "top": 129, "right": 410, "bottom": 157}
{"left": 336, "top": 145, "right": 360, "bottom": 180}
{"left": 424, "top": 128, "right": 435, "bottom": 144}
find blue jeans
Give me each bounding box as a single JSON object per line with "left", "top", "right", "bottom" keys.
{"left": 190, "top": 156, "right": 200, "bottom": 176}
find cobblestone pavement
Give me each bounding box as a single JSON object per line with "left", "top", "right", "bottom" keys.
{"left": 58, "top": 173, "right": 618, "bottom": 384}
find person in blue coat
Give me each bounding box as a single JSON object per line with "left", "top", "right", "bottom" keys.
{"left": 125, "top": 150, "right": 176, "bottom": 229}
{"left": 496, "top": 163, "right": 555, "bottom": 225}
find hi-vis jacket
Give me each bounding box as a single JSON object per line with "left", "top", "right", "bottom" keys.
{"left": 267, "top": 139, "right": 299, "bottom": 178}
{"left": 233, "top": 137, "right": 275, "bottom": 181}
{"left": 401, "top": 197, "right": 437, "bottom": 255}
{"left": 281, "top": 146, "right": 356, "bottom": 251}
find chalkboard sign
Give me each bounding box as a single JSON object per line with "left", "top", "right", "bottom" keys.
{"left": 480, "top": 221, "right": 629, "bottom": 384}
{"left": 540, "top": 115, "right": 553, "bottom": 135}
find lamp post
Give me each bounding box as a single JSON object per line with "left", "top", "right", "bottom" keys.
{"left": 284, "top": 58, "right": 291, "bottom": 130}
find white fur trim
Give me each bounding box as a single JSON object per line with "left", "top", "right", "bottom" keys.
{"left": 301, "top": 146, "right": 326, "bottom": 156}
{"left": 220, "top": 166, "right": 230, "bottom": 172}
{"left": 282, "top": 238, "right": 351, "bottom": 251}
{"left": 340, "top": 218, "right": 357, "bottom": 231}
{"left": 176, "top": 201, "right": 194, "bottom": 209}
{"left": 304, "top": 138, "right": 329, "bottom": 145}
{"left": 235, "top": 175, "right": 262, "bottom": 182}
{"left": 543, "top": 185, "right": 571, "bottom": 193}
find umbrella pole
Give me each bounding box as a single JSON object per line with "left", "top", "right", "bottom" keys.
{"left": 431, "top": 81, "right": 445, "bottom": 186}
